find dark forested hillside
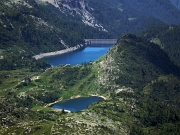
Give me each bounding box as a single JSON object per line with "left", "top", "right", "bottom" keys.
{"left": 88, "top": 0, "right": 165, "bottom": 37}
{"left": 96, "top": 34, "right": 180, "bottom": 134}
{"left": 1, "top": 0, "right": 180, "bottom": 134}
{"left": 116, "top": 0, "right": 180, "bottom": 24}
{"left": 87, "top": 0, "right": 180, "bottom": 37}
{"left": 170, "top": 0, "right": 180, "bottom": 9}
{"left": 102, "top": 34, "right": 180, "bottom": 89}
{"left": 0, "top": 0, "right": 109, "bottom": 54}
{"left": 141, "top": 25, "right": 180, "bottom": 66}
{"left": 0, "top": 0, "right": 109, "bottom": 70}
{"left": 1, "top": 0, "right": 179, "bottom": 57}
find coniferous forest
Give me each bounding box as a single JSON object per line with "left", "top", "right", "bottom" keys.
{"left": 1, "top": 0, "right": 180, "bottom": 134}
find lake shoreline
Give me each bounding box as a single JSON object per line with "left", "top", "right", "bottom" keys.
{"left": 33, "top": 44, "right": 85, "bottom": 60}
{"left": 44, "top": 98, "right": 63, "bottom": 108}
{"left": 70, "top": 94, "right": 107, "bottom": 100}
{"left": 44, "top": 94, "right": 107, "bottom": 113}
{"left": 44, "top": 98, "right": 71, "bottom": 113}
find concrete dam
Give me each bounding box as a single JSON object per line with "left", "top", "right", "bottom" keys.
{"left": 85, "top": 39, "right": 117, "bottom": 46}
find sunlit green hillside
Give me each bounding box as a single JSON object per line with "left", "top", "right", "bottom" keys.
{"left": 1, "top": 34, "right": 180, "bottom": 134}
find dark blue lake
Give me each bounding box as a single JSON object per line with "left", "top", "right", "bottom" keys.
{"left": 52, "top": 96, "right": 103, "bottom": 112}
{"left": 42, "top": 46, "right": 111, "bottom": 66}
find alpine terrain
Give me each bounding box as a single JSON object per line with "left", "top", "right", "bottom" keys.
{"left": 0, "top": 0, "right": 180, "bottom": 135}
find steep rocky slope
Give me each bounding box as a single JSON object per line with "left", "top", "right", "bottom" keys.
{"left": 1, "top": 0, "right": 180, "bottom": 56}
{"left": 38, "top": 0, "right": 107, "bottom": 31}
{"left": 39, "top": 0, "right": 180, "bottom": 35}
{"left": 98, "top": 34, "right": 180, "bottom": 90}
{"left": 170, "top": 0, "right": 180, "bottom": 9}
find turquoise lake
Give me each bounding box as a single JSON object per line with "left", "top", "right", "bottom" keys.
{"left": 44, "top": 45, "right": 111, "bottom": 112}
{"left": 42, "top": 46, "right": 112, "bottom": 66}
{"left": 52, "top": 96, "right": 103, "bottom": 112}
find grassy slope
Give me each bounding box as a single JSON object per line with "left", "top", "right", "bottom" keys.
{"left": 1, "top": 34, "right": 180, "bottom": 134}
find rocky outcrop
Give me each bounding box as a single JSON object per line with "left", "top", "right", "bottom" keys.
{"left": 57, "top": 0, "right": 89, "bottom": 10}
{"left": 39, "top": 0, "right": 107, "bottom": 31}
{"left": 33, "top": 44, "right": 85, "bottom": 59}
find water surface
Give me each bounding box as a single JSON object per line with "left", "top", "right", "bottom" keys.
{"left": 52, "top": 96, "right": 103, "bottom": 112}
{"left": 42, "top": 46, "right": 111, "bottom": 66}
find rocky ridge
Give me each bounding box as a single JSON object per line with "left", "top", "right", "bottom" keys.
{"left": 39, "top": 0, "right": 107, "bottom": 31}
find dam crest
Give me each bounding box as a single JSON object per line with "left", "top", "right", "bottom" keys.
{"left": 85, "top": 39, "right": 117, "bottom": 46}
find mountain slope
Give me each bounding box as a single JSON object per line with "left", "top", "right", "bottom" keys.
{"left": 141, "top": 25, "right": 180, "bottom": 66}
{"left": 97, "top": 34, "right": 180, "bottom": 90}
{"left": 39, "top": 0, "right": 166, "bottom": 37}
{"left": 1, "top": 0, "right": 179, "bottom": 56}
{"left": 95, "top": 0, "right": 180, "bottom": 25}
{"left": 38, "top": 0, "right": 180, "bottom": 37}
{"left": 87, "top": 0, "right": 165, "bottom": 37}
{"left": 170, "top": 0, "right": 180, "bottom": 9}
{"left": 0, "top": 0, "right": 109, "bottom": 70}
{"left": 1, "top": 0, "right": 180, "bottom": 55}
{"left": 1, "top": 0, "right": 180, "bottom": 134}
{"left": 0, "top": 0, "right": 109, "bottom": 54}
{"left": 1, "top": 34, "right": 180, "bottom": 134}
{"left": 117, "top": 0, "right": 180, "bottom": 24}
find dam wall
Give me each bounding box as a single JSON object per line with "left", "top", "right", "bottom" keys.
{"left": 85, "top": 39, "right": 117, "bottom": 46}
